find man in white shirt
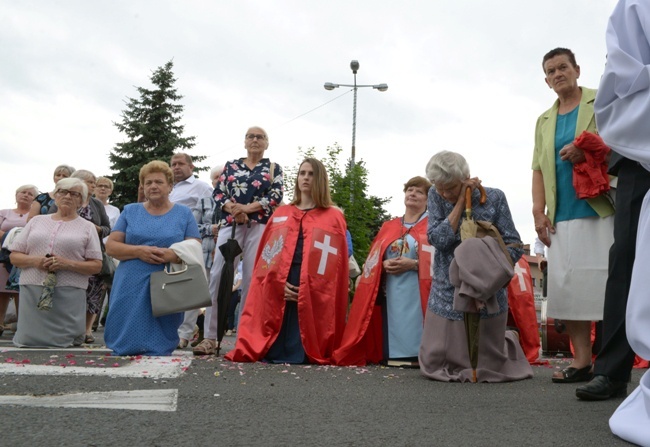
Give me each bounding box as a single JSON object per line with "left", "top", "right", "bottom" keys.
{"left": 169, "top": 153, "right": 214, "bottom": 209}
{"left": 169, "top": 153, "right": 214, "bottom": 348}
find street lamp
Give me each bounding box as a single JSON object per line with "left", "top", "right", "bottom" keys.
{"left": 324, "top": 60, "right": 388, "bottom": 166}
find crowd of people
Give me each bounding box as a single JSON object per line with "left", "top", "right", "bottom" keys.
{"left": 3, "top": 2, "right": 650, "bottom": 440}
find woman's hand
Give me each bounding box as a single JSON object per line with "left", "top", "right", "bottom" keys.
{"left": 284, "top": 283, "right": 299, "bottom": 302}
{"left": 229, "top": 203, "right": 251, "bottom": 225}
{"left": 559, "top": 143, "right": 586, "bottom": 164}
{"left": 383, "top": 257, "right": 418, "bottom": 275}
{"left": 44, "top": 255, "right": 102, "bottom": 275}
{"left": 534, "top": 213, "right": 555, "bottom": 247}
{"left": 138, "top": 246, "right": 175, "bottom": 264}
{"left": 40, "top": 255, "right": 55, "bottom": 271}
{"left": 461, "top": 177, "right": 482, "bottom": 200}
{"left": 45, "top": 255, "right": 70, "bottom": 273}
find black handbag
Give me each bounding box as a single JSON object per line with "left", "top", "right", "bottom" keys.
{"left": 149, "top": 262, "right": 211, "bottom": 317}
{"left": 100, "top": 252, "right": 116, "bottom": 278}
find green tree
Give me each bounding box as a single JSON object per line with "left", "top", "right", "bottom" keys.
{"left": 284, "top": 144, "right": 391, "bottom": 263}
{"left": 108, "top": 60, "right": 207, "bottom": 208}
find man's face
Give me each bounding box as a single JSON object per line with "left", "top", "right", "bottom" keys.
{"left": 171, "top": 156, "right": 193, "bottom": 183}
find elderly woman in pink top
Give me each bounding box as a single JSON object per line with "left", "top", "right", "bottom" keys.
{"left": 0, "top": 184, "right": 38, "bottom": 335}
{"left": 9, "top": 178, "right": 102, "bottom": 347}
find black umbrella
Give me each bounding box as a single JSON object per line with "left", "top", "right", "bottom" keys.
{"left": 215, "top": 222, "right": 242, "bottom": 355}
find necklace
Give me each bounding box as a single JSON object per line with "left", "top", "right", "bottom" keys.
{"left": 401, "top": 210, "right": 427, "bottom": 226}
{"left": 398, "top": 210, "right": 427, "bottom": 255}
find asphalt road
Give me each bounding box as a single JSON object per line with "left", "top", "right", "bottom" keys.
{"left": 0, "top": 327, "right": 642, "bottom": 447}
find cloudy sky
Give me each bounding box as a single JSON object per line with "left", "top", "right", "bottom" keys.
{"left": 1, "top": 0, "right": 619, "bottom": 247}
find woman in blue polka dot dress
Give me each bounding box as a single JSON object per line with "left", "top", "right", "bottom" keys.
{"left": 104, "top": 161, "right": 200, "bottom": 356}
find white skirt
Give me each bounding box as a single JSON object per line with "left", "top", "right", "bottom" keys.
{"left": 546, "top": 215, "right": 614, "bottom": 320}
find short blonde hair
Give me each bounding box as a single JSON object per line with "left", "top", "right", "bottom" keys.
{"left": 71, "top": 169, "right": 97, "bottom": 183}
{"left": 16, "top": 184, "right": 39, "bottom": 196}
{"left": 53, "top": 164, "right": 75, "bottom": 178}
{"left": 139, "top": 161, "right": 174, "bottom": 186}
{"left": 96, "top": 176, "right": 114, "bottom": 189}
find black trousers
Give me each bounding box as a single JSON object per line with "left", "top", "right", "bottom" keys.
{"left": 595, "top": 160, "right": 650, "bottom": 381}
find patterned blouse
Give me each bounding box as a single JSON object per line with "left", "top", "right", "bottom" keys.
{"left": 213, "top": 158, "right": 283, "bottom": 227}
{"left": 426, "top": 186, "right": 523, "bottom": 321}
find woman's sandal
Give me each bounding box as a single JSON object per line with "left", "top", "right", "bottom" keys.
{"left": 192, "top": 339, "right": 216, "bottom": 356}
{"left": 84, "top": 334, "right": 95, "bottom": 344}
{"left": 552, "top": 365, "right": 593, "bottom": 383}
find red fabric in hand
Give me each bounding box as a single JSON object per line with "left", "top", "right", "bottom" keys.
{"left": 572, "top": 131, "right": 611, "bottom": 199}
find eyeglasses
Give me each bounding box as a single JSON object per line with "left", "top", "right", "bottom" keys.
{"left": 96, "top": 184, "right": 112, "bottom": 189}
{"left": 56, "top": 189, "right": 82, "bottom": 199}
{"left": 246, "top": 134, "right": 267, "bottom": 141}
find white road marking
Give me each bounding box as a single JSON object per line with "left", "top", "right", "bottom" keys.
{"left": 0, "top": 389, "right": 178, "bottom": 412}
{"left": 0, "top": 351, "right": 193, "bottom": 379}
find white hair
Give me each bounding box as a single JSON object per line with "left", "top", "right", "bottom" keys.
{"left": 54, "top": 177, "right": 89, "bottom": 202}
{"left": 425, "top": 151, "right": 470, "bottom": 185}
{"left": 16, "top": 184, "right": 39, "bottom": 196}
{"left": 210, "top": 165, "right": 224, "bottom": 182}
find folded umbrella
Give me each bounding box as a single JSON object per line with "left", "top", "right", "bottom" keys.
{"left": 459, "top": 185, "right": 487, "bottom": 383}
{"left": 38, "top": 272, "right": 57, "bottom": 311}
{"left": 215, "top": 222, "right": 243, "bottom": 355}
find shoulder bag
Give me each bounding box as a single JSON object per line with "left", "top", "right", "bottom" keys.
{"left": 150, "top": 262, "right": 211, "bottom": 317}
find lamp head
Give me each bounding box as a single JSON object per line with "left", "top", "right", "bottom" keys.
{"left": 350, "top": 60, "right": 359, "bottom": 74}
{"left": 375, "top": 83, "right": 388, "bottom": 92}
{"left": 324, "top": 82, "right": 337, "bottom": 90}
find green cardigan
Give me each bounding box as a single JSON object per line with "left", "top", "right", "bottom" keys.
{"left": 531, "top": 87, "right": 615, "bottom": 225}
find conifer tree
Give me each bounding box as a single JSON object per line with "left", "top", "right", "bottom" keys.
{"left": 108, "top": 60, "right": 206, "bottom": 208}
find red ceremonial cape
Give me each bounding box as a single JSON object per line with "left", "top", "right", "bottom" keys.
{"left": 506, "top": 257, "right": 542, "bottom": 364}
{"left": 333, "top": 217, "right": 433, "bottom": 366}
{"left": 225, "top": 205, "right": 349, "bottom": 364}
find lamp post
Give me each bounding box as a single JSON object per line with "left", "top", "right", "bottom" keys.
{"left": 324, "top": 60, "right": 387, "bottom": 166}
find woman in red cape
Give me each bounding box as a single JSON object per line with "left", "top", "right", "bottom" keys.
{"left": 334, "top": 177, "right": 433, "bottom": 366}
{"left": 225, "top": 158, "right": 349, "bottom": 364}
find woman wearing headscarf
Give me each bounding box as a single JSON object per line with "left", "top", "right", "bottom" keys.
{"left": 532, "top": 48, "right": 615, "bottom": 384}
{"left": 334, "top": 176, "right": 433, "bottom": 367}
{"left": 194, "top": 126, "right": 283, "bottom": 356}
{"left": 0, "top": 184, "right": 38, "bottom": 334}
{"left": 226, "top": 158, "right": 348, "bottom": 364}
{"left": 419, "top": 150, "right": 532, "bottom": 382}
{"left": 9, "top": 178, "right": 102, "bottom": 347}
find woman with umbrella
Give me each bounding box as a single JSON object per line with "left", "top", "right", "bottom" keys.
{"left": 419, "top": 151, "right": 532, "bottom": 382}
{"left": 9, "top": 178, "right": 102, "bottom": 347}
{"left": 226, "top": 158, "right": 349, "bottom": 364}
{"left": 194, "top": 126, "right": 283, "bottom": 356}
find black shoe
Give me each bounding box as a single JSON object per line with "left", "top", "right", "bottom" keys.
{"left": 576, "top": 375, "right": 627, "bottom": 401}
